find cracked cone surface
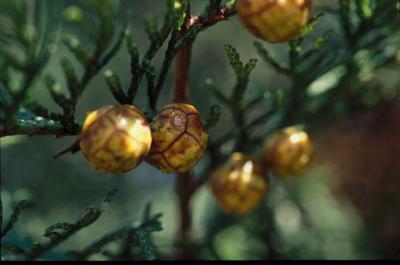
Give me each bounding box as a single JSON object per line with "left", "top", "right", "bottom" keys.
{"left": 237, "top": 0, "right": 312, "bottom": 43}
{"left": 146, "top": 103, "right": 208, "bottom": 174}
{"left": 80, "top": 105, "right": 152, "bottom": 174}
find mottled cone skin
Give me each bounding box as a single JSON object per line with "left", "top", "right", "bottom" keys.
{"left": 237, "top": 0, "right": 312, "bottom": 43}
{"left": 262, "top": 127, "right": 314, "bottom": 179}
{"left": 209, "top": 153, "right": 268, "bottom": 215}
{"left": 80, "top": 105, "right": 152, "bottom": 174}
{"left": 146, "top": 103, "right": 208, "bottom": 174}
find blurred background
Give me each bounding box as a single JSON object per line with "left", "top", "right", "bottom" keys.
{"left": 1, "top": 0, "right": 400, "bottom": 260}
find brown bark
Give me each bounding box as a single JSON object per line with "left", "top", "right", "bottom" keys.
{"left": 173, "top": 43, "right": 192, "bottom": 103}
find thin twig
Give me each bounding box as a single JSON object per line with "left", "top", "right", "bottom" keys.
{"left": 1, "top": 200, "right": 34, "bottom": 238}
{"left": 53, "top": 139, "right": 81, "bottom": 159}
{"left": 25, "top": 189, "right": 117, "bottom": 260}
{"left": 189, "top": 4, "right": 236, "bottom": 31}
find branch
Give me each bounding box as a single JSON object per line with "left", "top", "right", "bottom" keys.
{"left": 1, "top": 242, "right": 30, "bottom": 256}
{"left": 0, "top": 108, "right": 79, "bottom": 138}
{"left": 53, "top": 139, "right": 81, "bottom": 159}
{"left": 151, "top": 1, "right": 237, "bottom": 111}
{"left": 2, "top": 1, "right": 62, "bottom": 128}
{"left": 0, "top": 123, "right": 77, "bottom": 138}
{"left": 175, "top": 171, "right": 197, "bottom": 259}
{"left": 189, "top": 3, "right": 236, "bottom": 32}
{"left": 25, "top": 189, "right": 118, "bottom": 260}
{"left": 173, "top": 43, "right": 192, "bottom": 103}
{"left": 1, "top": 200, "right": 34, "bottom": 238}
{"left": 68, "top": 202, "right": 163, "bottom": 261}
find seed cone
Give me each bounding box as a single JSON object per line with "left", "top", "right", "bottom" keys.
{"left": 262, "top": 126, "right": 314, "bottom": 179}
{"left": 146, "top": 103, "right": 208, "bottom": 174}
{"left": 236, "top": 0, "right": 312, "bottom": 43}
{"left": 209, "top": 153, "right": 268, "bottom": 215}
{"left": 80, "top": 105, "right": 152, "bottom": 174}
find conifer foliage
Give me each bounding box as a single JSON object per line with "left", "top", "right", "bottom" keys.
{"left": 1, "top": 0, "right": 399, "bottom": 261}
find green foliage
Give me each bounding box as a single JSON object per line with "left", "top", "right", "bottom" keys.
{"left": 46, "top": 0, "right": 129, "bottom": 132}
{"left": 201, "top": 1, "right": 399, "bottom": 259}
{"left": 1, "top": 189, "right": 163, "bottom": 261}
{"left": 1, "top": 189, "right": 115, "bottom": 259}
{"left": 0, "top": 0, "right": 61, "bottom": 129}
{"left": 1, "top": 0, "right": 237, "bottom": 136}
{"left": 1, "top": 108, "right": 64, "bottom": 137}
{"left": 207, "top": 44, "right": 260, "bottom": 151}
{"left": 204, "top": 104, "right": 221, "bottom": 130}
{"left": 1, "top": 200, "right": 33, "bottom": 238}
{"left": 1, "top": 0, "right": 399, "bottom": 261}
{"left": 68, "top": 202, "right": 163, "bottom": 261}
{"left": 249, "top": 1, "right": 400, "bottom": 129}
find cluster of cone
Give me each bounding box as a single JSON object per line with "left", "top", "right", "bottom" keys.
{"left": 79, "top": 103, "right": 208, "bottom": 175}
{"left": 80, "top": 104, "right": 314, "bottom": 216}
{"left": 80, "top": 0, "right": 314, "bottom": 215}
{"left": 207, "top": 0, "right": 315, "bottom": 215}
{"left": 209, "top": 127, "right": 314, "bottom": 215}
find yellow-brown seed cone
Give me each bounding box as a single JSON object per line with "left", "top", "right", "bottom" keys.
{"left": 262, "top": 126, "right": 314, "bottom": 179}
{"left": 80, "top": 105, "right": 152, "bottom": 174}
{"left": 236, "top": 0, "right": 312, "bottom": 43}
{"left": 209, "top": 153, "right": 268, "bottom": 215}
{"left": 146, "top": 103, "right": 208, "bottom": 174}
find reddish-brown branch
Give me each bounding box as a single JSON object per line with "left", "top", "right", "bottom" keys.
{"left": 176, "top": 172, "right": 195, "bottom": 237}
{"left": 172, "top": 4, "right": 237, "bottom": 259}
{"left": 176, "top": 170, "right": 199, "bottom": 259}
{"left": 173, "top": 3, "right": 236, "bottom": 103}
{"left": 173, "top": 0, "right": 192, "bottom": 103}
{"left": 189, "top": 5, "right": 236, "bottom": 32}
{"left": 173, "top": 1, "right": 194, "bottom": 259}
{"left": 173, "top": 43, "right": 193, "bottom": 103}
